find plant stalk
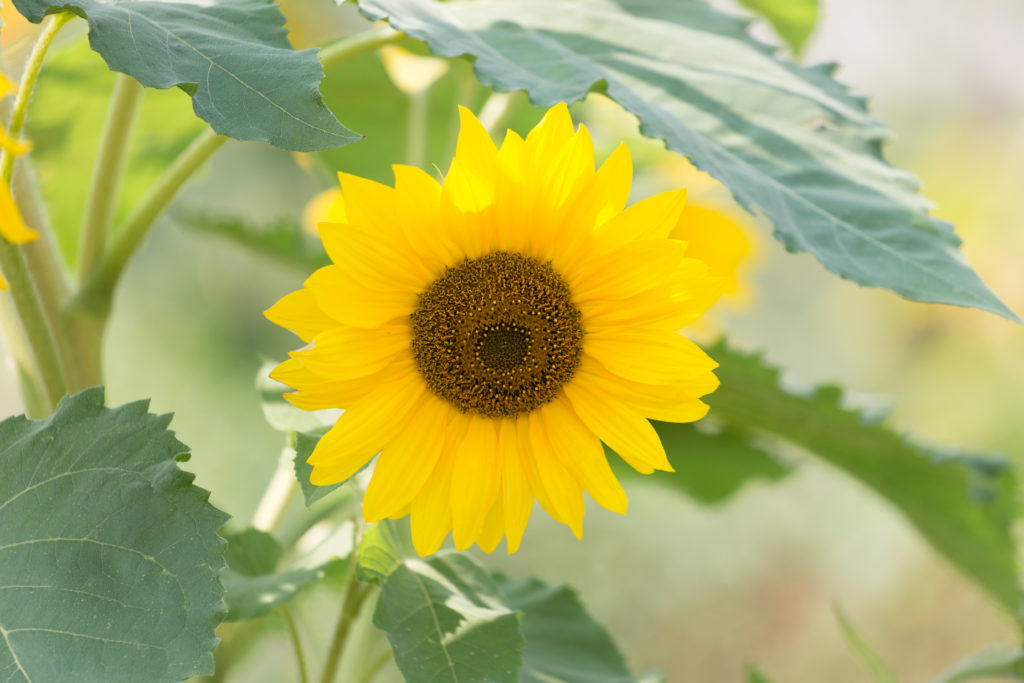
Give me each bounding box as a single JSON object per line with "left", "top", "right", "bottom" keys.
{"left": 320, "top": 561, "right": 370, "bottom": 683}
{"left": 319, "top": 27, "right": 407, "bottom": 71}
{"left": 280, "top": 604, "right": 310, "bottom": 683}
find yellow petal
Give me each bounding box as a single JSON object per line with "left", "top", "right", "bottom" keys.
{"left": 276, "top": 355, "right": 414, "bottom": 410}
{"left": 450, "top": 416, "right": 501, "bottom": 550}
{"left": 290, "top": 324, "right": 408, "bottom": 381}
{"left": 563, "top": 374, "right": 673, "bottom": 473}
{"left": 593, "top": 188, "right": 686, "bottom": 251}
{"left": 305, "top": 265, "right": 416, "bottom": 329}
{"left": 527, "top": 411, "right": 585, "bottom": 537}
{"left": 499, "top": 419, "right": 532, "bottom": 554}
{"left": 392, "top": 164, "right": 458, "bottom": 270}
{"left": 0, "top": 273, "right": 6, "bottom": 290}
{"left": 307, "top": 372, "right": 425, "bottom": 484}
{"left": 475, "top": 501, "right": 506, "bottom": 554}
{"left": 577, "top": 357, "right": 715, "bottom": 423}
{"left": 302, "top": 188, "right": 347, "bottom": 235}
{"left": 585, "top": 328, "right": 717, "bottom": 385}
{"left": 380, "top": 45, "right": 449, "bottom": 95}
{"left": 569, "top": 239, "right": 687, "bottom": 303}
{"left": 593, "top": 143, "right": 632, "bottom": 227}
{"left": 410, "top": 425, "right": 461, "bottom": 556}
{"left": 363, "top": 396, "right": 450, "bottom": 522}
{"left": 0, "top": 183, "right": 37, "bottom": 244}
{"left": 524, "top": 101, "right": 575, "bottom": 166}
{"left": 539, "top": 396, "right": 627, "bottom": 515}
{"left": 264, "top": 288, "right": 338, "bottom": 342}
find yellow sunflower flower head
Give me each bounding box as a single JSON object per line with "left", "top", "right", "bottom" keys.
{"left": 269, "top": 103, "right": 737, "bottom": 556}
{"left": 0, "top": 70, "right": 38, "bottom": 290}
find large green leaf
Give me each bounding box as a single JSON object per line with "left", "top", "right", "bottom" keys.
{"left": 221, "top": 528, "right": 347, "bottom": 621}
{"left": 14, "top": 0, "right": 358, "bottom": 151}
{"left": 707, "top": 345, "right": 1020, "bottom": 613}
{"left": 356, "top": 0, "right": 1015, "bottom": 319}
{"left": 0, "top": 388, "right": 228, "bottom": 682}
{"left": 640, "top": 423, "right": 790, "bottom": 504}
{"left": 499, "top": 576, "right": 658, "bottom": 683}
{"left": 738, "top": 0, "right": 818, "bottom": 55}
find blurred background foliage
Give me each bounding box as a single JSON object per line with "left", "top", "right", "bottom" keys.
{"left": 2, "top": 0, "right": 1022, "bottom": 680}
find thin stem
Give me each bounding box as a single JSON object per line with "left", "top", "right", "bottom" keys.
{"left": 251, "top": 444, "right": 298, "bottom": 534}
{"left": 476, "top": 91, "right": 519, "bottom": 138}
{"left": 406, "top": 89, "right": 428, "bottom": 169}
{"left": 319, "top": 26, "right": 406, "bottom": 71}
{"left": 76, "top": 128, "right": 226, "bottom": 313}
{"left": 320, "top": 562, "right": 369, "bottom": 683}
{"left": 280, "top": 604, "right": 310, "bottom": 683}
{"left": 0, "top": 12, "right": 74, "bottom": 414}
{"left": 358, "top": 648, "right": 392, "bottom": 683}
{"left": 78, "top": 74, "right": 144, "bottom": 284}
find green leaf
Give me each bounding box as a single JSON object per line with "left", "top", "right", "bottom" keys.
{"left": 747, "top": 668, "right": 778, "bottom": 683}
{"left": 220, "top": 528, "right": 346, "bottom": 621}
{"left": 707, "top": 344, "right": 1020, "bottom": 613}
{"left": 834, "top": 606, "right": 900, "bottom": 683}
{"left": 374, "top": 553, "right": 524, "bottom": 683}
{"left": 356, "top": 520, "right": 411, "bottom": 584}
{"left": 15, "top": 0, "right": 358, "bottom": 151}
{"left": 180, "top": 209, "right": 330, "bottom": 273}
{"left": 0, "top": 388, "right": 228, "bottom": 682}
{"left": 356, "top": 0, "right": 1015, "bottom": 319}
{"left": 738, "top": 0, "right": 818, "bottom": 55}
{"left": 932, "top": 646, "right": 1024, "bottom": 683}
{"left": 640, "top": 423, "right": 790, "bottom": 503}
{"left": 498, "top": 576, "right": 657, "bottom": 683}
{"left": 293, "top": 428, "right": 348, "bottom": 507}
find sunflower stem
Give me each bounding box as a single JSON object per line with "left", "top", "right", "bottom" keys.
{"left": 78, "top": 74, "right": 144, "bottom": 285}
{"left": 280, "top": 604, "right": 310, "bottom": 683}
{"left": 0, "top": 12, "right": 75, "bottom": 415}
{"left": 318, "top": 26, "right": 407, "bottom": 71}
{"left": 252, "top": 443, "right": 298, "bottom": 534}
{"left": 320, "top": 548, "right": 370, "bottom": 683}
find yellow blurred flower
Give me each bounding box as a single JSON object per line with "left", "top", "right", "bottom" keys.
{"left": 301, "top": 187, "right": 347, "bottom": 236}
{"left": 271, "top": 104, "right": 738, "bottom": 555}
{"left": 0, "top": 70, "right": 37, "bottom": 291}
{"left": 379, "top": 45, "right": 448, "bottom": 95}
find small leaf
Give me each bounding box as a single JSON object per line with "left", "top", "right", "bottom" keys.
{"left": 356, "top": 0, "right": 1015, "bottom": 319}
{"left": 181, "top": 209, "right": 329, "bottom": 273}
{"left": 738, "top": 0, "right": 819, "bottom": 55}
{"left": 293, "top": 429, "right": 349, "bottom": 507}
{"left": 374, "top": 554, "right": 524, "bottom": 683}
{"left": 14, "top": 0, "right": 359, "bottom": 150}
{"left": 640, "top": 423, "right": 790, "bottom": 504}
{"left": 499, "top": 575, "right": 658, "bottom": 683}
{"left": 708, "top": 344, "right": 1020, "bottom": 613}
{"left": 221, "top": 527, "right": 348, "bottom": 621}
{"left": 931, "top": 646, "right": 1024, "bottom": 683}
{"left": 747, "top": 667, "right": 778, "bottom": 683}
{"left": 0, "top": 388, "right": 228, "bottom": 681}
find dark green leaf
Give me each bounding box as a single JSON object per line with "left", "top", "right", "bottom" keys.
{"left": 708, "top": 344, "right": 1020, "bottom": 612}
{"left": 738, "top": 0, "right": 818, "bottom": 55}
{"left": 374, "top": 553, "right": 524, "bottom": 683}
{"left": 834, "top": 606, "right": 900, "bottom": 683}
{"left": 0, "top": 388, "right": 228, "bottom": 681}
{"left": 639, "top": 423, "right": 790, "bottom": 503}
{"left": 15, "top": 0, "right": 358, "bottom": 150}
{"left": 499, "top": 576, "right": 656, "bottom": 683}
{"left": 220, "top": 528, "right": 346, "bottom": 621}
{"left": 932, "top": 646, "right": 1024, "bottom": 683}
{"left": 293, "top": 428, "right": 349, "bottom": 507}
{"left": 180, "top": 209, "right": 330, "bottom": 273}
{"left": 356, "top": 0, "right": 1015, "bottom": 319}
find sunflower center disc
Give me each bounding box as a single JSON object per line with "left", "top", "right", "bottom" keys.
{"left": 410, "top": 251, "right": 584, "bottom": 418}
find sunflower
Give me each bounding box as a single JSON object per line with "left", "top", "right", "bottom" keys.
{"left": 0, "top": 70, "right": 36, "bottom": 291}
{"left": 267, "top": 103, "right": 739, "bottom": 555}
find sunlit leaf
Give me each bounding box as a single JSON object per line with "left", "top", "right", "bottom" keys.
{"left": 708, "top": 344, "right": 1020, "bottom": 613}
{"left": 738, "top": 0, "right": 818, "bottom": 55}
{"left": 0, "top": 388, "right": 228, "bottom": 681}
{"left": 14, "top": 0, "right": 359, "bottom": 150}
{"left": 356, "top": 0, "right": 1016, "bottom": 319}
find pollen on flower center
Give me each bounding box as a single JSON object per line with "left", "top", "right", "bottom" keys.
{"left": 410, "top": 251, "right": 584, "bottom": 418}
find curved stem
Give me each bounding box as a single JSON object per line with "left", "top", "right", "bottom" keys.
{"left": 320, "top": 560, "right": 370, "bottom": 683}
{"left": 78, "top": 74, "right": 144, "bottom": 284}
{"left": 280, "top": 604, "right": 310, "bottom": 683}
{"left": 319, "top": 27, "right": 407, "bottom": 71}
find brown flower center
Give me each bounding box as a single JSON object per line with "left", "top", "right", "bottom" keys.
{"left": 410, "top": 251, "right": 584, "bottom": 418}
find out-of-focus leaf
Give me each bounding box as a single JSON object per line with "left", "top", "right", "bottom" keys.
{"left": 180, "top": 209, "right": 329, "bottom": 273}
{"left": 357, "top": 0, "right": 1016, "bottom": 320}
{"left": 834, "top": 606, "right": 900, "bottom": 683}
{"left": 14, "top": 0, "right": 358, "bottom": 150}
{"left": 499, "top": 576, "right": 659, "bottom": 683}
{"left": 931, "top": 646, "right": 1024, "bottom": 683}
{"left": 220, "top": 527, "right": 346, "bottom": 621}
{"left": 0, "top": 388, "right": 228, "bottom": 681}
{"left": 639, "top": 423, "right": 790, "bottom": 503}
{"left": 738, "top": 0, "right": 818, "bottom": 55}
{"left": 708, "top": 344, "right": 1020, "bottom": 613}
{"left": 747, "top": 668, "right": 778, "bottom": 683}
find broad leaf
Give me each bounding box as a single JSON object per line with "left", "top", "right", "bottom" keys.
{"left": 499, "top": 576, "right": 658, "bottom": 683}
{"left": 356, "top": 0, "right": 1015, "bottom": 319}
{"left": 0, "top": 388, "right": 228, "bottom": 682}
{"left": 15, "top": 0, "right": 358, "bottom": 151}
{"left": 738, "top": 0, "right": 818, "bottom": 55}
{"left": 221, "top": 528, "right": 346, "bottom": 621}
{"left": 642, "top": 423, "right": 790, "bottom": 503}
{"left": 374, "top": 553, "right": 524, "bottom": 683}
{"left": 708, "top": 344, "right": 1020, "bottom": 613}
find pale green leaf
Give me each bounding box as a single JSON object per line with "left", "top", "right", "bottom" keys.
{"left": 0, "top": 388, "right": 228, "bottom": 682}
{"left": 738, "top": 0, "right": 819, "bottom": 55}
{"left": 932, "top": 646, "right": 1024, "bottom": 683}
{"left": 355, "top": 519, "right": 410, "bottom": 584}
{"left": 747, "top": 667, "right": 778, "bottom": 683}
{"left": 356, "top": 0, "right": 1015, "bottom": 319}
{"left": 14, "top": 0, "right": 359, "bottom": 150}
{"left": 181, "top": 209, "right": 329, "bottom": 273}
{"left": 707, "top": 344, "right": 1020, "bottom": 612}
